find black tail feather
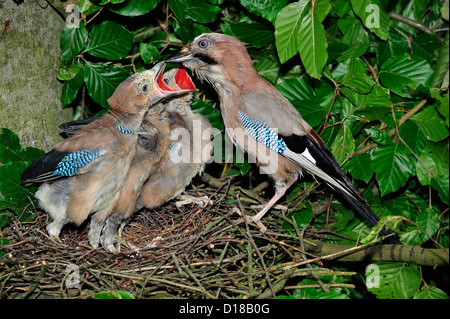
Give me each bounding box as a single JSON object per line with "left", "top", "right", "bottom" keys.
{"left": 332, "top": 186, "right": 401, "bottom": 245}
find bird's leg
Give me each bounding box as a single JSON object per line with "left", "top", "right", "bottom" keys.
{"left": 248, "top": 190, "right": 286, "bottom": 222}
{"left": 88, "top": 218, "right": 105, "bottom": 249}
{"left": 100, "top": 213, "right": 123, "bottom": 253}
{"left": 243, "top": 179, "right": 295, "bottom": 232}
{"left": 46, "top": 217, "right": 68, "bottom": 240}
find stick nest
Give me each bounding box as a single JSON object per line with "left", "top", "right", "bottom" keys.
{"left": 1, "top": 175, "right": 354, "bottom": 299}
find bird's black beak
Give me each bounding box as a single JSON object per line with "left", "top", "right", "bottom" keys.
{"left": 166, "top": 52, "right": 195, "bottom": 64}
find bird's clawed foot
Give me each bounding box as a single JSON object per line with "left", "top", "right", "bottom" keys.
{"left": 232, "top": 208, "right": 267, "bottom": 233}
{"left": 175, "top": 194, "right": 210, "bottom": 209}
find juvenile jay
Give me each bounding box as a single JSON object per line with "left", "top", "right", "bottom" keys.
{"left": 21, "top": 62, "right": 184, "bottom": 246}
{"left": 101, "top": 67, "right": 210, "bottom": 252}
{"left": 59, "top": 68, "right": 211, "bottom": 252}
{"left": 135, "top": 67, "right": 212, "bottom": 211}
{"left": 167, "top": 33, "right": 400, "bottom": 243}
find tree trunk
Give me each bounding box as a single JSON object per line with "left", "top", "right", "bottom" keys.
{"left": 0, "top": 0, "right": 72, "bottom": 151}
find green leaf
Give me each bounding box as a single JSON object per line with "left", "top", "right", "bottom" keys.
{"left": 254, "top": 56, "right": 280, "bottom": 84}
{"left": 275, "top": 77, "right": 327, "bottom": 127}
{"left": 411, "top": 33, "right": 441, "bottom": 65}
{"left": 60, "top": 22, "right": 88, "bottom": 61}
{"left": 347, "top": 153, "right": 373, "bottom": 183}
{"left": 110, "top": 0, "right": 160, "bottom": 17}
{"left": 84, "top": 62, "right": 130, "bottom": 107}
{"left": 0, "top": 128, "right": 43, "bottom": 164}
{"left": 366, "top": 262, "right": 421, "bottom": 299}
{"left": 57, "top": 63, "right": 82, "bottom": 81}
{"left": 139, "top": 43, "right": 162, "bottom": 64}
{"left": 350, "top": 0, "right": 390, "bottom": 40}
{"left": 235, "top": 160, "right": 251, "bottom": 176}
{"left": 169, "top": 0, "right": 187, "bottom": 23}
{"left": 291, "top": 100, "right": 327, "bottom": 128}
{"left": 416, "top": 141, "right": 449, "bottom": 185}
{"left": 274, "top": 1, "right": 308, "bottom": 64}
{"left": 341, "top": 58, "right": 375, "bottom": 94}
{"left": 223, "top": 20, "right": 274, "bottom": 48}
{"left": 345, "top": 85, "right": 391, "bottom": 121}
{"left": 442, "top": 0, "right": 449, "bottom": 20}
{"left": 297, "top": 4, "right": 328, "bottom": 79}
{"left": 430, "top": 175, "right": 449, "bottom": 205}
{"left": 416, "top": 208, "right": 440, "bottom": 241}
{"left": 330, "top": 123, "right": 355, "bottom": 164}
{"left": 76, "top": 0, "right": 102, "bottom": 15}
{"left": 377, "top": 29, "right": 411, "bottom": 67}
{"left": 185, "top": 0, "right": 220, "bottom": 24}
{"left": 276, "top": 77, "right": 316, "bottom": 103}
{"left": 84, "top": 21, "right": 134, "bottom": 60}
{"left": 365, "top": 128, "right": 391, "bottom": 145}
{"left": 410, "top": 105, "right": 449, "bottom": 142}
{"left": 398, "top": 121, "right": 429, "bottom": 155}
{"left": 379, "top": 54, "right": 434, "bottom": 98}
{"left": 283, "top": 201, "right": 314, "bottom": 230}
{"left": 431, "top": 31, "right": 449, "bottom": 88}
{"left": 61, "top": 81, "right": 79, "bottom": 106}
{"left": 94, "top": 290, "right": 135, "bottom": 299}
{"left": 0, "top": 162, "right": 38, "bottom": 215}
{"left": 416, "top": 141, "right": 449, "bottom": 204}
{"left": 314, "top": 0, "right": 332, "bottom": 23}
{"left": 336, "top": 16, "right": 370, "bottom": 62}
{"left": 173, "top": 19, "right": 212, "bottom": 43}
{"left": 371, "top": 142, "right": 415, "bottom": 196}
{"left": 362, "top": 215, "right": 404, "bottom": 243}
{"left": 0, "top": 130, "right": 41, "bottom": 223}
{"left": 189, "top": 99, "right": 224, "bottom": 131}
{"left": 291, "top": 276, "right": 350, "bottom": 299}
{"left": 414, "top": 285, "right": 449, "bottom": 299}
{"left": 240, "top": 0, "right": 288, "bottom": 23}
{"left": 61, "top": 64, "right": 85, "bottom": 106}
{"left": 432, "top": 90, "right": 449, "bottom": 126}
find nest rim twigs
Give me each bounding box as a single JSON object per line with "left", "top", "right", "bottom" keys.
{"left": 0, "top": 174, "right": 359, "bottom": 299}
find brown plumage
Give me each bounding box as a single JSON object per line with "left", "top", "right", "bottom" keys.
{"left": 136, "top": 93, "right": 212, "bottom": 211}
{"left": 100, "top": 67, "right": 206, "bottom": 252}
{"left": 58, "top": 67, "right": 209, "bottom": 252}
{"left": 21, "top": 62, "right": 185, "bottom": 246}
{"left": 167, "top": 33, "right": 400, "bottom": 243}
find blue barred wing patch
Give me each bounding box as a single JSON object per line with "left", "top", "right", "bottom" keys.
{"left": 116, "top": 125, "right": 135, "bottom": 134}
{"left": 239, "top": 111, "right": 286, "bottom": 154}
{"left": 53, "top": 149, "right": 100, "bottom": 177}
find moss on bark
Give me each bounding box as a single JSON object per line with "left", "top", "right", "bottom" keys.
{"left": 0, "top": 0, "right": 72, "bottom": 151}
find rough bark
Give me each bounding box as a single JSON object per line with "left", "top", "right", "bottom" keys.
{"left": 0, "top": 0, "right": 72, "bottom": 151}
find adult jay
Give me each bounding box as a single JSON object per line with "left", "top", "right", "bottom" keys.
{"left": 21, "top": 62, "right": 186, "bottom": 246}
{"left": 166, "top": 33, "right": 400, "bottom": 243}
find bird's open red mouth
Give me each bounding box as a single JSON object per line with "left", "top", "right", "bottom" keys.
{"left": 155, "top": 63, "right": 174, "bottom": 93}
{"left": 155, "top": 64, "right": 196, "bottom": 94}
{"left": 173, "top": 67, "right": 197, "bottom": 90}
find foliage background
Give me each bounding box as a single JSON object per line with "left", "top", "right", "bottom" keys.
{"left": 0, "top": 0, "right": 449, "bottom": 299}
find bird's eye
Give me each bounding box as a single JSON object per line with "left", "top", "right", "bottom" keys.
{"left": 142, "top": 84, "right": 148, "bottom": 92}
{"left": 163, "top": 78, "right": 170, "bottom": 85}
{"left": 198, "top": 39, "right": 209, "bottom": 49}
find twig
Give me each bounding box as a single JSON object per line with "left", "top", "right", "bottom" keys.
{"left": 237, "top": 196, "right": 275, "bottom": 298}
{"left": 292, "top": 216, "right": 328, "bottom": 293}
{"left": 388, "top": 12, "right": 435, "bottom": 35}
{"left": 353, "top": 99, "right": 427, "bottom": 156}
